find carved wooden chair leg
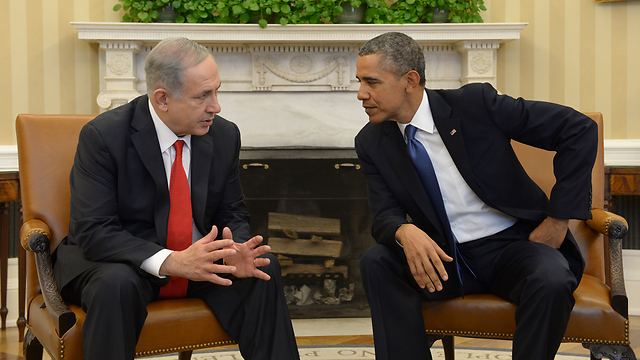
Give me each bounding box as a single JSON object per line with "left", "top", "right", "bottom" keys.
{"left": 442, "top": 335, "right": 455, "bottom": 360}
{"left": 178, "top": 350, "right": 194, "bottom": 360}
{"left": 583, "top": 343, "right": 637, "bottom": 360}
{"left": 23, "top": 329, "right": 44, "bottom": 360}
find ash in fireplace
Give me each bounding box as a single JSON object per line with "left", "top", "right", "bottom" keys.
{"left": 284, "top": 279, "right": 355, "bottom": 306}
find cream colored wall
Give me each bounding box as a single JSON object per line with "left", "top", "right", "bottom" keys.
{"left": 1, "top": 0, "right": 639, "bottom": 146}
{"left": 488, "top": 0, "right": 640, "bottom": 140}
{"left": 1, "top": 0, "right": 119, "bottom": 146}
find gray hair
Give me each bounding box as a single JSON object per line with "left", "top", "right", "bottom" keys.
{"left": 359, "top": 32, "right": 426, "bottom": 86}
{"left": 145, "top": 37, "right": 212, "bottom": 99}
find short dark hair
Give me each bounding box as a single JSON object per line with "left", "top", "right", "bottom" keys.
{"left": 359, "top": 32, "right": 426, "bottom": 86}
{"left": 145, "top": 37, "right": 212, "bottom": 99}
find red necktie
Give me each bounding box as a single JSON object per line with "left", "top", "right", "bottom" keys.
{"left": 159, "top": 140, "right": 192, "bottom": 299}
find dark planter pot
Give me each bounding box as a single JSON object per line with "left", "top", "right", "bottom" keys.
{"left": 427, "top": 7, "right": 449, "bottom": 23}
{"left": 336, "top": 3, "right": 366, "bottom": 24}
{"left": 251, "top": 13, "right": 277, "bottom": 25}
{"left": 156, "top": 5, "right": 178, "bottom": 23}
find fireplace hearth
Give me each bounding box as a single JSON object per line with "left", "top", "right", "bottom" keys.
{"left": 239, "top": 148, "right": 375, "bottom": 318}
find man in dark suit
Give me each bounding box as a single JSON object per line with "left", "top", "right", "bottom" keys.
{"left": 54, "top": 37, "right": 300, "bottom": 360}
{"left": 354, "top": 32, "right": 597, "bottom": 360}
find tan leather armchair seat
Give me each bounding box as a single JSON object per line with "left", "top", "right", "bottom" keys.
{"left": 17, "top": 114, "right": 235, "bottom": 360}
{"left": 422, "top": 113, "right": 636, "bottom": 360}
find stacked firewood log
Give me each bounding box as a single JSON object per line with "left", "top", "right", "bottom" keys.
{"left": 268, "top": 212, "right": 353, "bottom": 306}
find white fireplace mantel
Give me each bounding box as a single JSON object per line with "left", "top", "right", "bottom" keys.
{"left": 72, "top": 22, "right": 527, "bottom": 44}
{"left": 72, "top": 22, "right": 527, "bottom": 148}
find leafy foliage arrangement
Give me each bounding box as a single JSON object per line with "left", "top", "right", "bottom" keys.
{"left": 113, "top": 0, "right": 485, "bottom": 27}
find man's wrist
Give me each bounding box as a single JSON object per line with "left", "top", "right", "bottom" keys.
{"left": 395, "top": 223, "right": 411, "bottom": 246}
{"left": 141, "top": 249, "right": 173, "bottom": 278}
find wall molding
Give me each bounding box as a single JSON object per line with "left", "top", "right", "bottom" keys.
{"left": 623, "top": 250, "right": 640, "bottom": 316}
{"left": 5, "top": 258, "right": 21, "bottom": 329}
{"left": 604, "top": 139, "right": 640, "bottom": 166}
{"left": 0, "top": 146, "right": 18, "bottom": 172}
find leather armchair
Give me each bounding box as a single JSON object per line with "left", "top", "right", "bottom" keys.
{"left": 16, "top": 114, "right": 235, "bottom": 360}
{"left": 422, "top": 113, "right": 636, "bottom": 360}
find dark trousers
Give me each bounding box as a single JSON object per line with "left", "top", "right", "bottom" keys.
{"left": 61, "top": 253, "right": 300, "bottom": 360}
{"left": 360, "top": 221, "right": 580, "bottom": 360}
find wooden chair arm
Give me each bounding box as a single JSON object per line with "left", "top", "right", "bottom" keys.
{"left": 586, "top": 208, "right": 628, "bottom": 239}
{"left": 586, "top": 208, "right": 629, "bottom": 319}
{"left": 20, "top": 219, "right": 76, "bottom": 336}
{"left": 19, "top": 219, "right": 51, "bottom": 253}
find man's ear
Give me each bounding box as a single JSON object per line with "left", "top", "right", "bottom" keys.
{"left": 153, "top": 89, "right": 170, "bottom": 112}
{"left": 405, "top": 70, "right": 422, "bottom": 93}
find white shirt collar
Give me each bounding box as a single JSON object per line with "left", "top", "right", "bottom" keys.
{"left": 398, "top": 90, "right": 435, "bottom": 138}
{"left": 148, "top": 98, "right": 191, "bottom": 152}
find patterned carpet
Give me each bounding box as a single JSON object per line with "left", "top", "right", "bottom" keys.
{"left": 149, "top": 345, "right": 591, "bottom": 359}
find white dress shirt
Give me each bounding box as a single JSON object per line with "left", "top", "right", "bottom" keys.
{"left": 140, "top": 100, "right": 204, "bottom": 277}
{"left": 398, "top": 91, "right": 517, "bottom": 243}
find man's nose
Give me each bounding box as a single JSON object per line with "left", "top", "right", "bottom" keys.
{"left": 357, "top": 85, "right": 369, "bottom": 101}
{"left": 207, "top": 96, "right": 221, "bottom": 114}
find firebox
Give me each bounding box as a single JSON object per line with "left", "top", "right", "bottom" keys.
{"left": 239, "top": 148, "right": 376, "bottom": 319}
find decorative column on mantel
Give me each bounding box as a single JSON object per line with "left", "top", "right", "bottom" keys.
{"left": 98, "top": 41, "right": 142, "bottom": 110}
{"left": 72, "top": 22, "right": 526, "bottom": 148}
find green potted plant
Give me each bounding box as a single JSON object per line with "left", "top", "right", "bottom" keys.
{"left": 113, "top": 0, "right": 176, "bottom": 22}
{"left": 386, "top": 0, "right": 485, "bottom": 23}
{"left": 211, "top": 0, "right": 293, "bottom": 27}
{"left": 212, "top": 0, "right": 254, "bottom": 24}
{"left": 423, "top": 0, "right": 486, "bottom": 23}
{"left": 113, "top": 0, "right": 214, "bottom": 23}
{"left": 357, "top": 0, "right": 389, "bottom": 24}
{"left": 387, "top": 0, "right": 429, "bottom": 23}
{"left": 283, "top": 0, "right": 339, "bottom": 24}
{"left": 447, "top": 0, "right": 486, "bottom": 23}
{"left": 173, "top": 0, "right": 217, "bottom": 23}
{"left": 251, "top": 0, "right": 294, "bottom": 26}
{"left": 113, "top": 0, "right": 485, "bottom": 25}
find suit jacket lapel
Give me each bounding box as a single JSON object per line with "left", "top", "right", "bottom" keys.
{"left": 381, "top": 122, "right": 445, "bottom": 235}
{"left": 130, "top": 97, "right": 171, "bottom": 246}
{"left": 190, "top": 133, "right": 213, "bottom": 235}
{"left": 428, "top": 90, "right": 487, "bottom": 204}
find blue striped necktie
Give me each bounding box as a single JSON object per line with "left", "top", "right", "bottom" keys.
{"left": 405, "top": 124, "right": 464, "bottom": 292}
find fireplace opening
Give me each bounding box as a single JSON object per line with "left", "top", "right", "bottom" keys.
{"left": 239, "top": 148, "right": 376, "bottom": 318}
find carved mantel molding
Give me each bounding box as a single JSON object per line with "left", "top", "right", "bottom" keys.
{"left": 72, "top": 22, "right": 526, "bottom": 148}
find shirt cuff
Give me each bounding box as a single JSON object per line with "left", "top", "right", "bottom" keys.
{"left": 395, "top": 223, "right": 405, "bottom": 248}
{"left": 140, "top": 249, "right": 173, "bottom": 278}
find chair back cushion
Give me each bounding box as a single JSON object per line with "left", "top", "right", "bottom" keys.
{"left": 16, "top": 114, "right": 95, "bottom": 250}
{"left": 511, "top": 112, "right": 605, "bottom": 281}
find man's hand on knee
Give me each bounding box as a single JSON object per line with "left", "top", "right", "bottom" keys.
{"left": 396, "top": 224, "right": 453, "bottom": 292}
